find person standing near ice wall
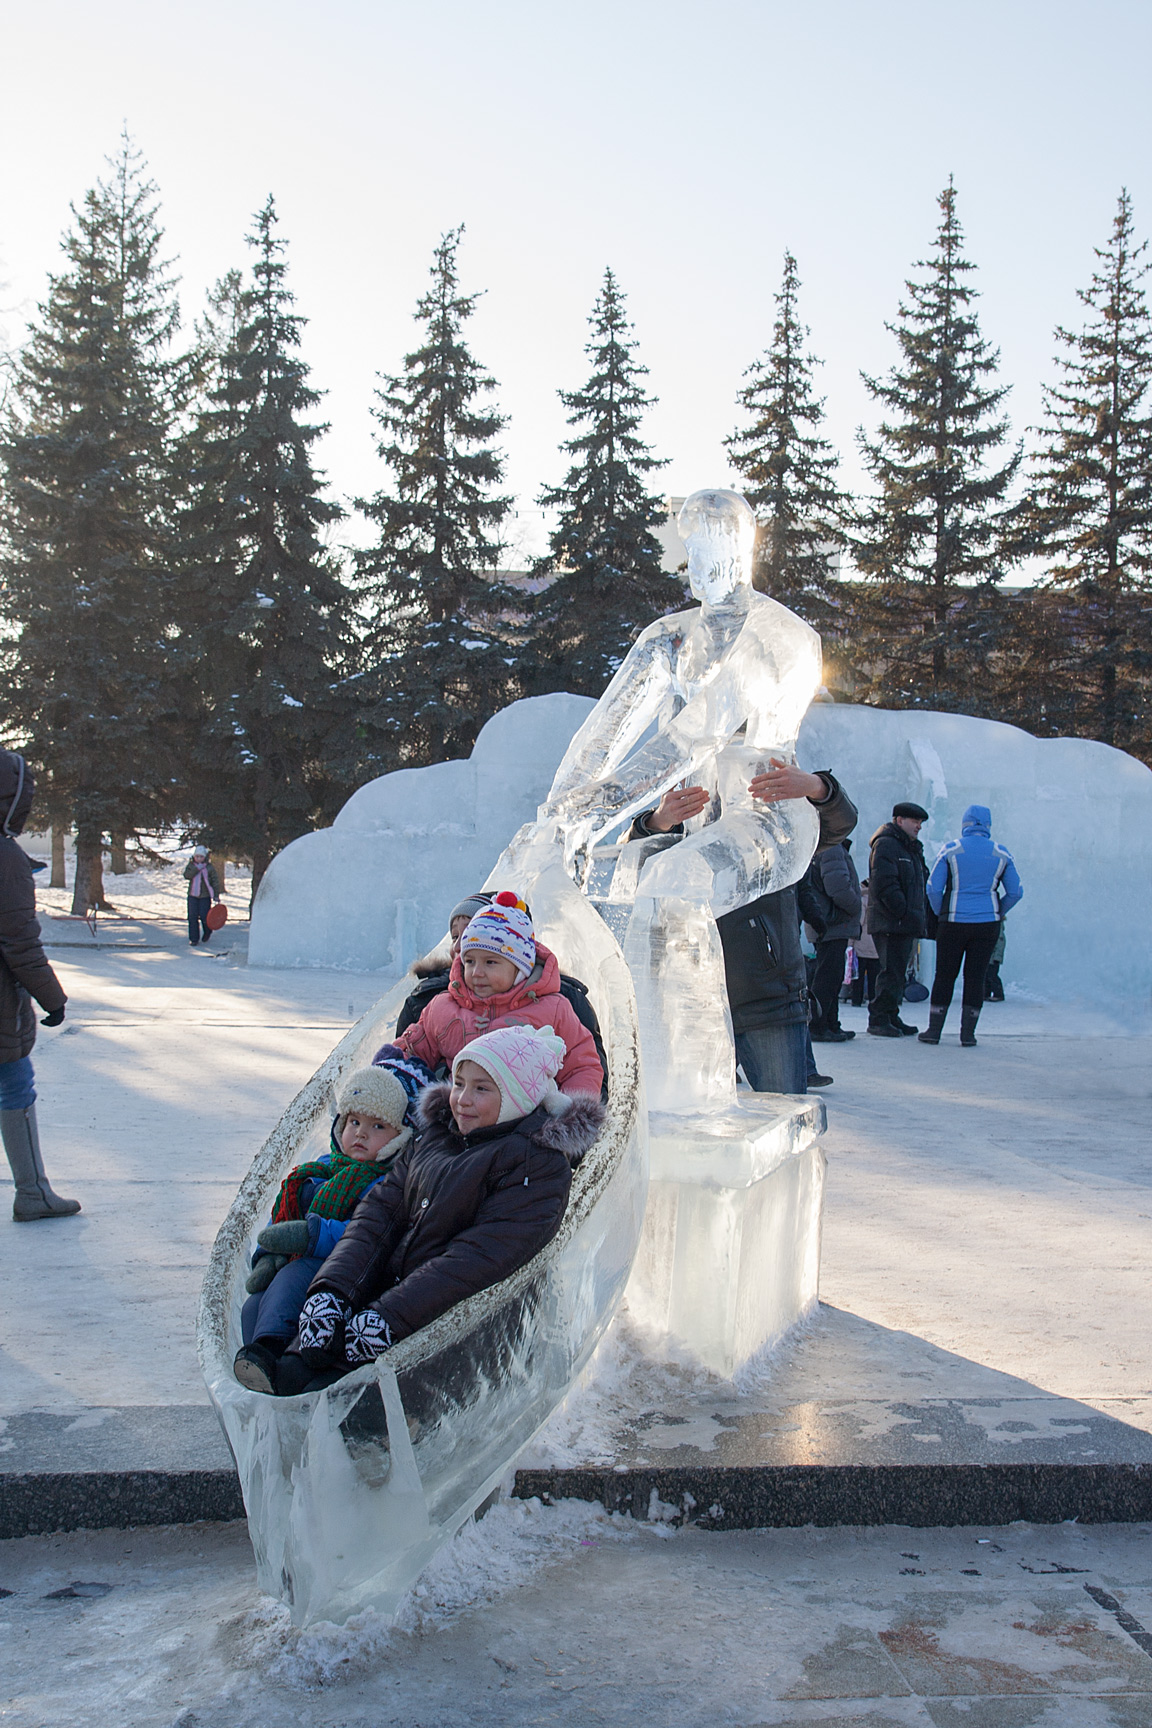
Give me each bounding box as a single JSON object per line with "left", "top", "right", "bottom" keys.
{"left": 919, "top": 804, "right": 1022, "bottom": 1047}
{"left": 518, "top": 488, "right": 843, "bottom": 1110}
{"left": 0, "top": 751, "right": 79, "bottom": 1221}
{"left": 865, "top": 802, "right": 930, "bottom": 1039}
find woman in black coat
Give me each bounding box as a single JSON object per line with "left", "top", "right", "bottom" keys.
{"left": 239, "top": 1024, "right": 604, "bottom": 1395}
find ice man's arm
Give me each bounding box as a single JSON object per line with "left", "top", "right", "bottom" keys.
{"left": 547, "top": 625, "right": 679, "bottom": 805}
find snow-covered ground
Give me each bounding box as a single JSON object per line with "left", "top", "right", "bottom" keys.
{"left": 18, "top": 831, "right": 254, "bottom": 926}
{"left": 4, "top": 1512, "right": 1152, "bottom": 1725}
{"left": 3, "top": 944, "right": 1148, "bottom": 1425}
{"left": 3, "top": 940, "right": 1151, "bottom": 1724}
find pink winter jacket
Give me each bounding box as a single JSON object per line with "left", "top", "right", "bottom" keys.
{"left": 394, "top": 941, "right": 605, "bottom": 1098}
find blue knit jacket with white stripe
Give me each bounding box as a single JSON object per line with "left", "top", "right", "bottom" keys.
{"left": 926, "top": 806, "right": 1023, "bottom": 924}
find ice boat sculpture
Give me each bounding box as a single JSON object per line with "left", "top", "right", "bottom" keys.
{"left": 198, "top": 861, "right": 647, "bottom": 1627}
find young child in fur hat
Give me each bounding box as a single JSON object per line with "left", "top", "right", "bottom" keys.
{"left": 233, "top": 1059, "right": 433, "bottom": 1392}
{"left": 262, "top": 1024, "right": 605, "bottom": 1396}
{"left": 382, "top": 891, "right": 604, "bottom": 1099}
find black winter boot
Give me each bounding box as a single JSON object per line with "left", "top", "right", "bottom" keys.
{"left": 918, "top": 1007, "right": 948, "bottom": 1044}
{"left": 960, "top": 1007, "right": 980, "bottom": 1047}
{"left": 2, "top": 1105, "right": 81, "bottom": 1221}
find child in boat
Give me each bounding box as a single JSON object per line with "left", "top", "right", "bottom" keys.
{"left": 264, "top": 1024, "right": 605, "bottom": 1396}
{"left": 395, "top": 890, "right": 609, "bottom": 1094}
{"left": 380, "top": 891, "right": 605, "bottom": 1098}
{"left": 233, "top": 1059, "right": 433, "bottom": 1392}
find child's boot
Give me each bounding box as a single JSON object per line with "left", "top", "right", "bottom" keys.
{"left": 2, "top": 1105, "right": 81, "bottom": 1220}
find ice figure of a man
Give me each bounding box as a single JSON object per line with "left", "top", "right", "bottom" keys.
{"left": 536, "top": 487, "right": 823, "bottom": 1113}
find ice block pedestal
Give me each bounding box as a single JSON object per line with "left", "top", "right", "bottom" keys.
{"left": 626, "top": 1094, "right": 827, "bottom": 1378}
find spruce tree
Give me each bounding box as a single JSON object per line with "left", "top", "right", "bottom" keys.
{"left": 725, "top": 251, "right": 851, "bottom": 638}
{"left": 530, "top": 269, "right": 678, "bottom": 697}
{"left": 1018, "top": 191, "right": 1152, "bottom": 758}
{"left": 0, "top": 135, "right": 181, "bottom": 912}
{"left": 354, "top": 227, "right": 513, "bottom": 770}
{"left": 175, "top": 199, "right": 348, "bottom": 892}
{"left": 853, "top": 179, "right": 1021, "bottom": 709}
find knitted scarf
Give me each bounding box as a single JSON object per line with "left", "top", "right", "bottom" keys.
{"left": 271, "top": 1145, "right": 386, "bottom": 1224}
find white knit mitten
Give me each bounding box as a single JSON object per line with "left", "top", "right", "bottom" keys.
{"left": 345, "top": 1308, "right": 392, "bottom": 1364}
{"left": 298, "top": 1291, "right": 350, "bottom": 1351}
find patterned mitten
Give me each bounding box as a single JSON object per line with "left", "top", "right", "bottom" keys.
{"left": 298, "top": 1290, "right": 351, "bottom": 1352}
{"left": 245, "top": 1253, "right": 288, "bottom": 1295}
{"left": 345, "top": 1308, "right": 393, "bottom": 1364}
{"left": 257, "top": 1219, "right": 311, "bottom": 1256}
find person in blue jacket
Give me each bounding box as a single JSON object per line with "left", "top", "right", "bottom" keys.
{"left": 234, "top": 1058, "right": 432, "bottom": 1387}
{"left": 920, "top": 805, "right": 1023, "bottom": 1048}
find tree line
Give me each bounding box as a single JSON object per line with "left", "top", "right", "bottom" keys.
{"left": 1, "top": 139, "right": 1149, "bottom": 914}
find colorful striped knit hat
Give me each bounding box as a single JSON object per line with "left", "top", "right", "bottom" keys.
{"left": 453, "top": 1024, "right": 567, "bottom": 1124}
{"left": 459, "top": 891, "right": 535, "bottom": 982}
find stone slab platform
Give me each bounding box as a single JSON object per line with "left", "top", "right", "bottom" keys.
{"left": 7, "top": 1306, "right": 1152, "bottom": 1538}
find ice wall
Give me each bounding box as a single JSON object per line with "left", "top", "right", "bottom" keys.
{"left": 250, "top": 692, "right": 1152, "bottom": 1013}
{"left": 248, "top": 694, "right": 594, "bottom": 971}
{"left": 797, "top": 704, "right": 1152, "bottom": 1014}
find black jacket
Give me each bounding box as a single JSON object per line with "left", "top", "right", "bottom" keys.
{"left": 396, "top": 964, "right": 609, "bottom": 1099}
{"left": 865, "top": 822, "right": 929, "bottom": 937}
{"left": 631, "top": 771, "right": 858, "bottom": 1033}
{"left": 801, "top": 840, "right": 862, "bottom": 943}
{"left": 0, "top": 755, "right": 66, "bottom": 1066}
{"left": 308, "top": 1084, "right": 603, "bottom": 1344}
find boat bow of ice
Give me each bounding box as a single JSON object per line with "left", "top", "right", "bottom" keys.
{"left": 197, "top": 871, "right": 647, "bottom": 1626}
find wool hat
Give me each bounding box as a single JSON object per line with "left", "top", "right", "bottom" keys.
{"left": 892, "top": 802, "right": 929, "bottom": 822}
{"left": 334, "top": 1066, "right": 412, "bottom": 1157}
{"left": 450, "top": 892, "right": 494, "bottom": 927}
{"left": 453, "top": 1024, "right": 568, "bottom": 1124}
{"left": 459, "top": 891, "right": 536, "bottom": 982}
{"left": 192, "top": 844, "right": 208, "bottom": 857}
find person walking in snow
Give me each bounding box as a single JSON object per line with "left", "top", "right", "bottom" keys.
{"left": 919, "top": 804, "right": 1023, "bottom": 1047}
{"left": 183, "top": 845, "right": 222, "bottom": 947}
{"left": 865, "top": 802, "right": 930, "bottom": 1038}
{"left": 0, "top": 751, "right": 80, "bottom": 1221}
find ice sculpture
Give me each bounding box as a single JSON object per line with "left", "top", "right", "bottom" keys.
{"left": 503, "top": 488, "right": 821, "bottom": 1113}
{"left": 198, "top": 862, "right": 647, "bottom": 1626}
{"left": 494, "top": 489, "right": 828, "bottom": 1373}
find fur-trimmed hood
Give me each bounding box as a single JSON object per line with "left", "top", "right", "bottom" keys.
{"left": 416, "top": 1082, "right": 604, "bottom": 1167}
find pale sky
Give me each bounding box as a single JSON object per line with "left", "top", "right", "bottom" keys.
{"left": 2, "top": 0, "right": 1150, "bottom": 560}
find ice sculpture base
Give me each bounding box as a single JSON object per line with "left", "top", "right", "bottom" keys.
{"left": 626, "top": 1093, "right": 826, "bottom": 1378}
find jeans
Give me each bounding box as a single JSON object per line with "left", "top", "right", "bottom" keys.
{"left": 188, "top": 894, "right": 211, "bottom": 944}
{"left": 0, "top": 1056, "right": 36, "bottom": 1111}
{"left": 871, "top": 933, "right": 914, "bottom": 1025}
{"left": 735, "top": 1022, "right": 808, "bottom": 1094}
{"left": 810, "top": 939, "right": 849, "bottom": 1033}
{"left": 931, "top": 921, "right": 1000, "bottom": 1011}
{"left": 242, "top": 1253, "right": 326, "bottom": 1345}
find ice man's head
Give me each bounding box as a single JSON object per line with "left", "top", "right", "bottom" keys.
{"left": 678, "top": 489, "right": 756, "bottom": 607}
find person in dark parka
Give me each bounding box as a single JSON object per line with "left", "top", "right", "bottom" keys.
{"left": 634, "top": 765, "right": 858, "bottom": 1093}
{"left": 263, "top": 1025, "right": 603, "bottom": 1396}
{"left": 865, "top": 801, "right": 930, "bottom": 1038}
{"left": 804, "top": 838, "right": 862, "bottom": 1041}
{"left": 0, "top": 752, "right": 79, "bottom": 1220}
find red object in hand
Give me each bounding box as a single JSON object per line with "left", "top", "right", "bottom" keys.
{"left": 205, "top": 903, "right": 228, "bottom": 931}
